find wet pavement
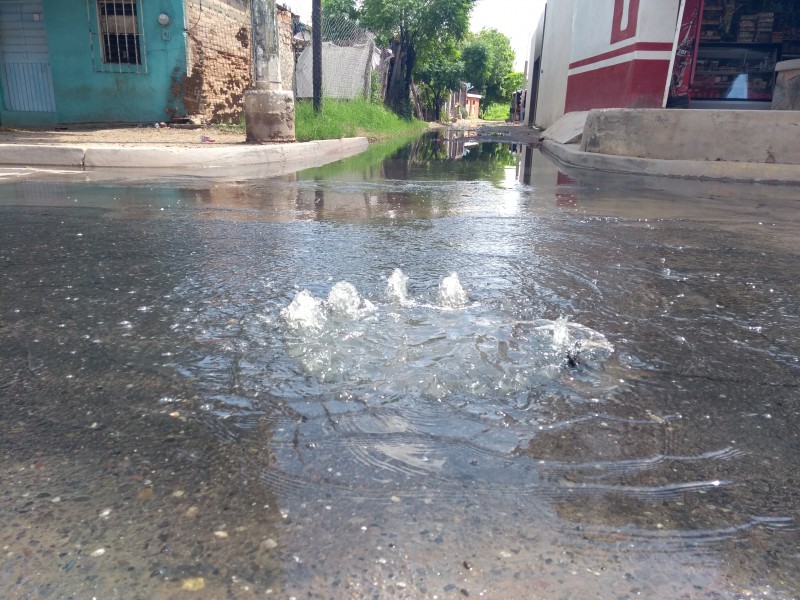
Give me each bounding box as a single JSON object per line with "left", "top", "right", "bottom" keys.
{"left": 1, "top": 131, "right": 799, "bottom": 599}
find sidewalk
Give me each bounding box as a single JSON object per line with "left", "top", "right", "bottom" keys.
{"left": 539, "top": 109, "right": 800, "bottom": 186}
{"left": 0, "top": 126, "right": 368, "bottom": 177}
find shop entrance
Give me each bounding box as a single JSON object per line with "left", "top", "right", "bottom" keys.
{"left": 692, "top": 0, "right": 800, "bottom": 108}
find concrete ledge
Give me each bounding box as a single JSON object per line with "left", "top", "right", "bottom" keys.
{"left": 542, "top": 140, "right": 800, "bottom": 185}
{"left": 0, "top": 145, "right": 86, "bottom": 167}
{"left": 0, "top": 137, "right": 368, "bottom": 173}
{"left": 581, "top": 109, "right": 800, "bottom": 165}
{"left": 83, "top": 137, "right": 368, "bottom": 169}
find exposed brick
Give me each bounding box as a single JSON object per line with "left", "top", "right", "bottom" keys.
{"left": 182, "top": 1, "right": 295, "bottom": 123}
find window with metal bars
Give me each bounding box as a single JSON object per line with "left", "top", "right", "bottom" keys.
{"left": 91, "top": 0, "right": 146, "bottom": 73}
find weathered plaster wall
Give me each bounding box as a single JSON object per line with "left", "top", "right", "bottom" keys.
{"left": 183, "top": 1, "right": 295, "bottom": 123}
{"left": 42, "top": 0, "right": 187, "bottom": 124}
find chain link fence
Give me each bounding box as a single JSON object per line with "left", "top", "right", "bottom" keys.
{"left": 294, "top": 13, "right": 385, "bottom": 102}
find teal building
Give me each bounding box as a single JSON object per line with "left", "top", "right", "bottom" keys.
{"left": 0, "top": 0, "right": 188, "bottom": 126}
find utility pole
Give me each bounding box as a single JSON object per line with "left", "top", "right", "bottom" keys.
{"left": 244, "top": 0, "right": 296, "bottom": 142}
{"left": 312, "top": 0, "right": 322, "bottom": 113}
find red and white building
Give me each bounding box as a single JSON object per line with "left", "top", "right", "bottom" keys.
{"left": 527, "top": 0, "right": 800, "bottom": 128}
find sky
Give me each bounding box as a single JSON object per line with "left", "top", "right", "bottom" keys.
{"left": 283, "top": 0, "right": 546, "bottom": 72}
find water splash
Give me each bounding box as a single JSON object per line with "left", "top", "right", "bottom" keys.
{"left": 438, "top": 272, "right": 468, "bottom": 309}
{"left": 281, "top": 289, "right": 327, "bottom": 331}
{"left": 276, "top": 273, "right": 615, "bottom": 401}
{"left": 328, "top": 281, "right": 375, "bottom": 318}
{"left": 387, "top": 268, "right": 413, "bottom": 305}
{"left": 552, "top": 316, "right": 571, "bottom": 348}
{"left": 282, "top": 282, "right": 375, "bottom": 334}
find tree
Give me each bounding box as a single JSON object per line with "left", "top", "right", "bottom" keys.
{"left": 321, "top": 0, "right": 358, "bottom": 21}
{"left": 461, "top": 28, "right": 515, "bottom": 107}
{"left": 415, "top": 44, "right": 463, "bottom": 121}
{"left": 503, "top": 71, "right": 525, "bottom": 99}
{"left": 360, "top": 0, "right": 476, "bottom": 118}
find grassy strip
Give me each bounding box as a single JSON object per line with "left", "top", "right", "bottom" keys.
{"left": 481, "top": 102, "right": 511, "bottom": 121}
{"left": 295, "top": 99, "right": 428, "bottom": 142}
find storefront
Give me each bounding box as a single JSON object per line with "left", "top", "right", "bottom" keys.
{"left": 672, "top": 0, "right": 800, "bottom": 108}
{"left": 528, "top": 0, "right": 800, "bottom": 129}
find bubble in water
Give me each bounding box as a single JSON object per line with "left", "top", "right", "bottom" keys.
{"left": 281, "top": 290, "right": 327, "bottom": 331}
{"left": 387, "top": 268, "right": 412, "bottom": 305}
{"left": 328, "top": 281, "right": 374, "bottom": 318}
{"left": 438, "top": 273, "right": 468, "bottom": 309}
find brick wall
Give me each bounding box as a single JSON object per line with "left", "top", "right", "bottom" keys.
{"left": 182, "top": 1, "right": 296, "bottom": 123}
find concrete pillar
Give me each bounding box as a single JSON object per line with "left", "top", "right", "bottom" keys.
{"left": 244, "top": 0, "right": 295, "bottom": 143}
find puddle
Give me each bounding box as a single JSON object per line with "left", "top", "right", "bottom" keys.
{"left": 1, "top": 134, "right": 799, "bottom": 598}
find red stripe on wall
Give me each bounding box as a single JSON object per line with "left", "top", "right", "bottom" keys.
{"left": 611, "top": 0, "right": 641, "bottom": 43}
{"left": 565, "top": 59, "right": 671, "bottom": 113}
{"left": 568, "top": 42, "right": 674, "bottom": 71}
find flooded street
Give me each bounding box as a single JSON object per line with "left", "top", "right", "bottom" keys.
{"left": 1, "top": 133, "right": 799, "bottom": 599}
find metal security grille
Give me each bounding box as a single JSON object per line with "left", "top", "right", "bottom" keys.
{"left": 88, "top": 0, "right": 147, "bottom": 73}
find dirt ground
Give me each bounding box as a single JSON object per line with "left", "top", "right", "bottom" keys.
{"left": 0, "top": 125, "right": 247, "bottom": 146}
{"left": 0, "top": 121, "right": 541, "bottom": 148}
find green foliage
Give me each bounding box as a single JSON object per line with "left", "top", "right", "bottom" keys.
{"left": 295, "top": 98, "right": 428, "bottom": 142}
{"left": 503, "top": 72, "right": 525, "bottom": 99}
{"left": 461, "top": 41, "right": 490, "bottom": 90}
{"left": 461, "top": 28, "right": 515, "bottom": 106}
{"left": 321, "top": 0, "right": 358, "bottom": 21}
{"left": 415, "top": 43, "right": 463, "bottom": 121}
{"left": 481, "top": 101, "right": 511, "bottom": 121}
{"left": 369, "top": 70, "right": 382, "bottom": 104}
{"left": 360, "top": 0, "right": 474, "bottom": 53}
{"left": 359, "top": 0, "right": 476, "bottom": 116}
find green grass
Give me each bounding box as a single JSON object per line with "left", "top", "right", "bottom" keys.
{"left": 294, "top": 98, "right": 428, "bottom": 142}
{"left": 481, "top": 102, "right": 511, "bottom": 122}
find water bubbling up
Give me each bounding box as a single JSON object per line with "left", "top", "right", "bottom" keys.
{"left": 438, "top": 272, "right": 468, "bottom": 309}
{"left": 277, "top": 269, "right": 614, "bottom": 400}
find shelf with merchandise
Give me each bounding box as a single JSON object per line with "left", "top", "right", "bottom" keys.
{"left": 691, "top": 42, "right": 778, "bottom": 101}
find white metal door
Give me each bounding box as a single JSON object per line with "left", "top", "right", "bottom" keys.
{"left": 0, "top": 0, "right": 57, "bottom": 112}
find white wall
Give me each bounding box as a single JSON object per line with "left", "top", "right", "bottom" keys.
{"left": 570, "top": 0, "right": 679, "bottom": 63}
{"left": 534, "top": 0, "right": 575, "bottom": 128}
{"left": 536, "top": 0, "right": 681, "bottom": 128}
{"left": 524, "top": 8, "right": 546, "bottom": 126}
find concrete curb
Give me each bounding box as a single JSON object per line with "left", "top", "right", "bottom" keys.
{"left": 0, "top": 137, "right": 369, "bottom": 171}
{"left": 0, "top": 145, "right": 86, "bottom": 167}
{"left": 541, "top": 140, "right": 800, "bottom": 186}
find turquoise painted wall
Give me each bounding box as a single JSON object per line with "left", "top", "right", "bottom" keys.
{"left": 42, "top": 0, "right": 187, "bottom": 124}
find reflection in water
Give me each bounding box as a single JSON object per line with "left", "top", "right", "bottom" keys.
{"left": 1, "top": 131, "right": 799, "bottom": 598}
